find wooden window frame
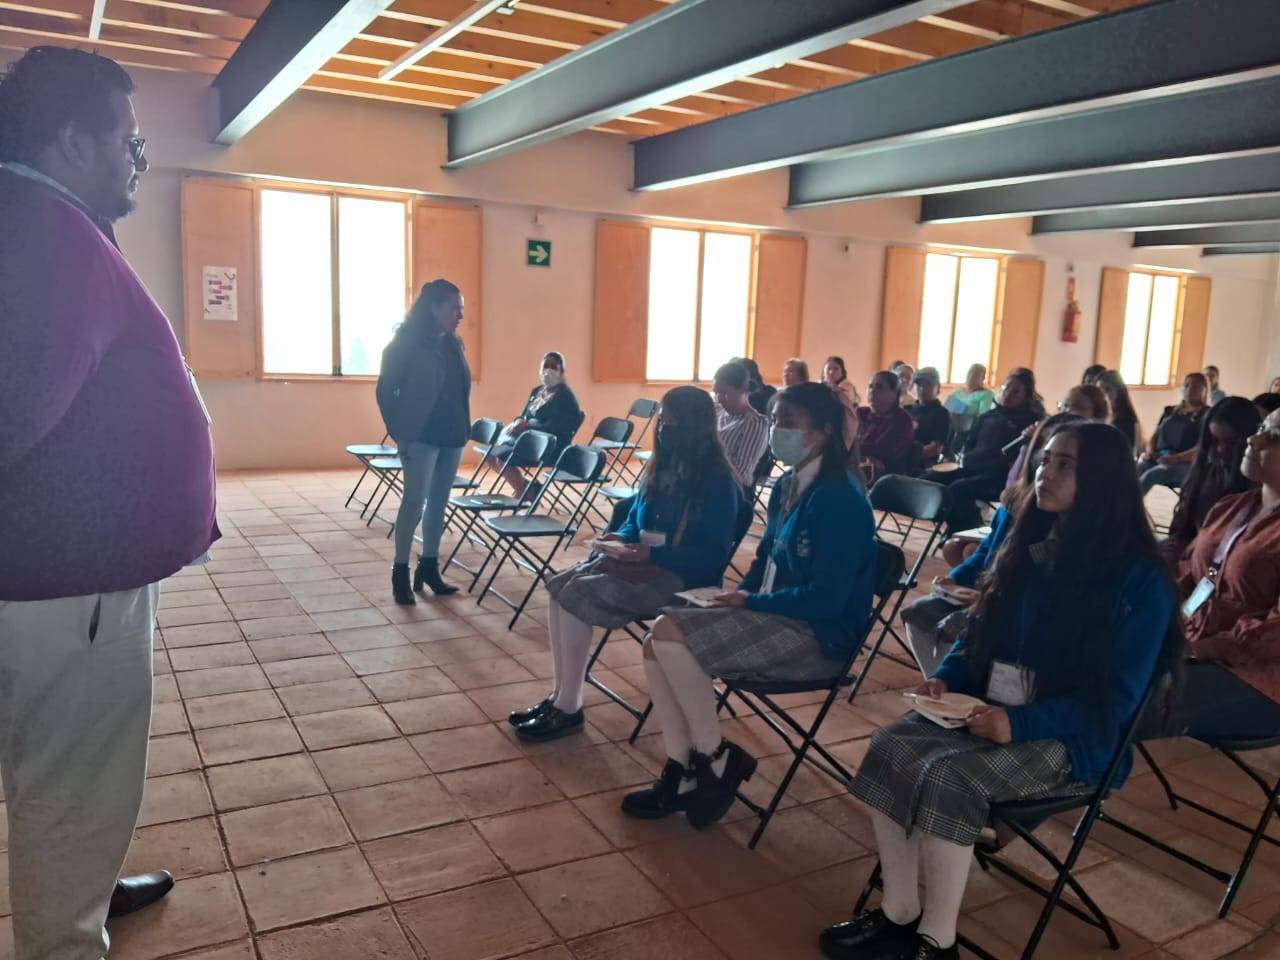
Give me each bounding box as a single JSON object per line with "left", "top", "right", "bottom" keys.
{"left": 923, "top": 250, "right": 1004, "bottom": 388}
{"left": 255, "top": 181, "right": 413, "bottom": 382}
{"left": 1120, "top": 268, "right": 1186, "bottom": 390}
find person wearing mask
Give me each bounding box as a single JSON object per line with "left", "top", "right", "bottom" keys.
{"left": 1163, "top": 397, "right": 1260, "bottom": 562}
{"left": 0, "top": 47, "right": 220, "bottom": 956}
{"left": 1175, "top": 409, "right": 1280, "bottom": 741}
{"left": 1097, "top": 369, "right": 1143, "bottom": 455}
{"left": 712, "top": 361, "right": 771, "bottom": 542}
{"left": 906, "top": 367, "right": 951, "bottom": 465}
{"left": 911, "top": 414, "right": 1083, "bottom": 676}
{"left": 508, "top": 387, "right": 739, "bottom": 742}
{"left": 783, "top": 357, "right": 810, "bottom": 387}
{"left": 620, "top": 383, "right": 875, "bottom": 827}
{"left": 1138, "top": 372, "right": 1210, "bottom": 494}
{"left": 732, "top": 356, "right": 776, "bottom": 415}
{"left": 944, "top": 364, "right": 995, "bottom": 417}
{"left": 1081, "top": 363, "right": 1106, "bottom": 386}
{"left": 893, "top": 362, "right": 916, "bottom": 397}
{"left": 378, "top": 278, "right": 471, "bottom": 604}
{"left": 821, "top": 422, "right": 1180, "bottom": 960}
{"left": 1204, "top": 365, "right": 1226, "bottom": 405}
{"left": 928, "top": 370, "right": 1041, "bottom": 534}
{"left": 857, "top": 371, "right": 917, "bottom": 478}
{"left": 486, "top": 351, "right": 581, "bottom": 499}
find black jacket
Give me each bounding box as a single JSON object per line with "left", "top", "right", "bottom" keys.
{"left": 521, "top": 384, "right": 583, "bottom": 460}
{"left": 376, "top": 326, "right": 471, "bottom": 445}
{"left": 962, "top": 404, "right": 1039, "bottom": 477}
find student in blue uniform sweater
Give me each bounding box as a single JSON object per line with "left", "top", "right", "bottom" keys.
{"left": 619, "top": 382, "right": 877, "bottom": 828}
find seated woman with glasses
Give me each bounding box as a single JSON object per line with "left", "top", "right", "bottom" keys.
{"left": 507, "top": 386, "right": 739, "bottom": 743}
{"left": 1174, "top": 409, "right": 1280, "bottom": 742}
{"left": 485, "top": 351, "right": 581, "bottom": 500}
{"left": 857, "top": 370, "right": 917, "bottom": 479}
{"left": 619, "top": 383, "right": 875, "bottom": 828}
{"left": 820, "top": 422, "right": 1180, "bottom": 960}
{"left": 1137, "top": 372, "right": 1210, "bottom": 495}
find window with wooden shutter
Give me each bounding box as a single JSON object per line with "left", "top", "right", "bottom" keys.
{"left": 992, "top": 258, "right": 1044, "bottom": 379}
{"left": 752, "top": 235, "right": 807, "bottom": 385}
{"left": 592, "top": 219, "right": 651, "bottom": 382}
{"left": 413, "top": 201, "right": 483, "bottom": 380}
{"left": 1094, "top": 267, "right": 1209, "bottom": 387}
{"left": 879, "top": 247, "right": 925, "bottom": 371}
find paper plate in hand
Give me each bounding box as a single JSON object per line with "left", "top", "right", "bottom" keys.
{"left": 903, "top": 692, "right": 985, "bottom": 719}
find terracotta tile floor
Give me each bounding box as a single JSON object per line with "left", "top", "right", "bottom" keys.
{"left": 1, "top": 474, "right": 1276, "bottom": 959}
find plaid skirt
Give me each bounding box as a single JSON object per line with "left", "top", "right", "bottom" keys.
{"left": 849, "top": 713, "right": 1083, "bottom": 845}
{"left": 545, "top": 558, "right": 683, "bottom": 630}
{"left": 660, "top": 607, "right": 839, "bottom": 682}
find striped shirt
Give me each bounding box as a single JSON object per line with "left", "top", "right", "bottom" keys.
{"left": 718, "top": 408, "right": 771, "bottom": 488}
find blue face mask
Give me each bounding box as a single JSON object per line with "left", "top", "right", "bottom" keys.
{"left": 770, "top": 426, "right": 813, "bottom": 466}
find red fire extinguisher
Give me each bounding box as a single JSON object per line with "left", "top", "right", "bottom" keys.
{"left": 1062, "top": 275, "right": 1081, "bottom": 343}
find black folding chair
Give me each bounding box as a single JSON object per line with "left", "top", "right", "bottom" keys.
{"left": 601, "top": 398, "right": 658, "bottom": 485}
{"left": 542, "top": 417, "right": 633, "bottom": 529}
{"left": 847, "top": 476, "right": 947, "bottom": 697}
{"left": 344, "top": 435, "right": 397, "bottom": 513}
{"left": 854, "top": 670, "right": 1166, "bottom": 960}
{"left": 716, "top": 540, "right": 906, "bottom": 848}
{"left": 441, "top": 429, "right": 555, "bottom": 580}
{"left": 1099, "top": 735, "right": 1280, "bottom": 919}
{"left": 473, "top": 444, "right": 607, "bottom": 628}
{"left": 947, "top": 412, "right": 976, "bottom": 458}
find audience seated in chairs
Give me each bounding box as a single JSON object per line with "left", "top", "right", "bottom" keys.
{"left": 909, "top": 413, "right": 1083, "bottom": 677}
{"left": 485, "top": 351, "right": 582, "bottom": 500}
{"left": 926, "top": 368, "right": 1040, "bottom": 535}
{"left": 732, "top": 355, "right": 776, "bottom": 416}
{"left": 507, "top": 386, "right": 739, "bottom": 743}
{"left": 857, "top": 371, "right": 917, "bottom": 480}
{"left": 1138, "top": 372, "right": 1210, "bottom": 495}
{"left": 999, "top": 385, "right": 1109, "bottom": 494}
{"left": 905, "top": 366, "right": 950, "bottom": 468}
{"left": 712, "top": 361, "right": 771, "bottom": 544}
{"left": 1174, "top": 408, "right": 1280, "bottom": 741}
{"left": 1161, "top": 397, "right": 1260, "bottom": 562}
{"left": 1254, "top": 392, "right": 1280, "bottom": 417}
{"left": 619, "top": 382, "right": 875, "bottom": 828}
{"left": 1081, "top": 363, "right": 1106, "bottom": 386}
{"left": 944, "top": 363, "right": 994, "bottom": 418}
{"left": 783, "top": 357, "right": 810, "bottom": 387}
{"left": 823, "top": 355, "right": 862, "bottom": 464}
{"left": 1097, "top": 369, "right": 1143, "bottom": 456}
{"left": 821, "top": 421, "right": 1180, "bottom": 960}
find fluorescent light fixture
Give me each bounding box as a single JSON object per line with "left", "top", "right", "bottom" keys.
{"left": 1131, "top": 263, "right": 1198, "bottom": 274}
{"left": 380, "top": 0, "right": 509, "bottom": 81}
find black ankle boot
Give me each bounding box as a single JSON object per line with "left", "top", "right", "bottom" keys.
{"left": 621, "top": 760, "right": 695, "bottom": 820}
{"left": 685, "top": 740, "right": 757, "bottom": 829}
{"left": 414, "top": 555, "right": 458, "bottom": 596}
{"left": 391, "top": 563, "right": 415, "bottom": 606}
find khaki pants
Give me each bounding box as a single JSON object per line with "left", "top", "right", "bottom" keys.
{"left": 0, "top": 584, "right": 158, "bottom": 960}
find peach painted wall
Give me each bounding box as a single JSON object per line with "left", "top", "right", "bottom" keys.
{"left": 5, "top": 51, "right": 1271, "bottom": 469}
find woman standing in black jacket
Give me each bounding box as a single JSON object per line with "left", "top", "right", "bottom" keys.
{"left": 927, "top": 369, "right": 1040, "bottom": 534}
{"left": 487, "top": 351, "right": 582, "bottom": 498}
{"left": 377, "top": 279, "right": 471, "bottom": 604}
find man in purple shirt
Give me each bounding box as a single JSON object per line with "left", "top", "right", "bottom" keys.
{"left": 0, "top": 48, "right": 218, "bottom": 958}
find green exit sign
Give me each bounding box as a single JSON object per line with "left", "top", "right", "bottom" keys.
{"left": 527, "top": 239, "right": 551, "bottom": 267}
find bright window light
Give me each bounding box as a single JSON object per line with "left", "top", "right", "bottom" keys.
{"left": 646, "top": 227, "right": 701, "bottom": 381}
{"left": 916, "top": 251, "right": 999, "bottom": 383}
{"left": 261, "top": 190, "right": 332, "bottom": 375}
{"left": 1145, "top": 274, "right": 1180, "bottom": 386}
{"left": 1120, "top": 272, "right": 1153, "bottom": 386}
{"left": 338, "top": 197, "right": 406, "bottom": 376}
{"left": 918, "top": 253, "right": 958, "bottom": 378}
{"left": 697, "top": 232, "right": 752, "bottom": 381}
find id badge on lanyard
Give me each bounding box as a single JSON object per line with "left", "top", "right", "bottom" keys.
{"left": 1183, "top": 513, "right": 1254, "bottom": 619}
{"left": 986, "top": 660, "right": 1034, "bottom": 707}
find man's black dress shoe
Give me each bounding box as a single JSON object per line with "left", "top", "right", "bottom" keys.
{"left": 818, "top": 908, "right": 920, "bottom": 960}
{"left": 515, "top": 705, "right": 584, "bottom": 742}
{"left": 108, "top": 871, "right": 175, "bottom": 918}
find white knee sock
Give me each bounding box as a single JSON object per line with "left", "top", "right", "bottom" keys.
{"left": 546, "top": 599, "right": 565, "bottom": 701}
{"left": 650, "top": 639, "right": 724, "bottom": 772}
{"left": 871, "top": 810, "right": 922, "bottom": 924}
{"left": 550, "top": 608, "right": 594, "bottom": 713}
{"left": 643, "top": 655, "right": 695, "bottom": 790}
{"left": 918, "top": 834, "right": 973, "bottom": 949}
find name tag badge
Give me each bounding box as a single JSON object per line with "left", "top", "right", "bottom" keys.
{"left": 796, "top": 533, "right": 811, "bottom": 559}
{"left": 639, "top": 529, "right": 667, "bottom": 547}
{"left": 986, "top": 659, "right": 1032, "bottom": 707}
{"left": 1181, "top": 577, "right": 1216, "bottom": 619}
{"left": 761, "top": 559, "right": 778, "bottom": 594}
{"left": 186, "top": 366, "right": 213, "bottom": 425}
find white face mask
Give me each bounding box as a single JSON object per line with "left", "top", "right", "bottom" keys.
{"left": 541, "top": 368, "right": 563, "bottom": 388}
{"left": 770, "top": 426, "right": 813, "bottom": 466}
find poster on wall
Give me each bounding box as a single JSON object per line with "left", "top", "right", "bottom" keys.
{"left": 202, "top": 266, "right": 238, "bottom": 321}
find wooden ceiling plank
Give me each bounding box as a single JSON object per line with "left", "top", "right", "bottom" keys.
{"left": 0, "top": 22, "right": 225, "bottom": 72}
{"left": 0, "top": 7, "right": 238, "bottom": 57}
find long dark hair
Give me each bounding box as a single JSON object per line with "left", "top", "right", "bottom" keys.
{"left": 969, "top": 422, "right": 1182, "bottom": 711}
{"left": 1007, "top": 366, "right": 1044, "bottom": 414}
{"left": 1004, "top": 413, "right": 1084, "bottom": 513}
{"left": 825, "top": 356, "right": 848, "bottom": 383}
{"left": 643, "top": 386, "right": 732, "bottom": 500}
{"left": 1098, "top": 370, "right": 1141, "bottom": 437}
{"left": 399, "top": 278, "right": 459, "bottom": 337}
{"left": 1168, "top": 397, "right": 1260, "bottom": 544}
{"left": 771, "top": 382, "right": 853, "bottom": 483}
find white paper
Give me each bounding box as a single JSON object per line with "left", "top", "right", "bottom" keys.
{"left": 674, "top": 587, "right": 723, "bottom": 608}
{"left": 202, "top": 266, "right": 238, "bottom": 321}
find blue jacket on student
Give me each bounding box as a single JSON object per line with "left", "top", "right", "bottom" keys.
{"left": 617, "top": 465, "right": 740, "bottom": 588}
{"left": 934, "top": 559, "right": 1172, "bottom": 787}
{"left": 740, "top": 469, "right": 876, "bottom": 661}
{"left": 949, "top": 506, "right": 1012, "bottom": 588}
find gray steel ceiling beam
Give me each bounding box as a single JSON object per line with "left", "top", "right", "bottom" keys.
{"left": 212, "top": 0, "right": 395, "bottom": 144}
{"left": 1202, "top": 244, "right": 1280, "bottom": 256}
{"left": 444, "top": 0, "right": 955, "bottom": 167}
{"left": 1134, "top": 224, "right": 1280, "bottom": 248}
{"left": 788, "top": 77, "right": 1280, "bottom": 207}
{"left": 1033, "top": 197, "right": 1280, "bottom": 234}
{"left": 920, "top": 154, "right": 1280, "bottom": 223}
{"left": 633, "top": 0, "right": 1280, "bottom": 191}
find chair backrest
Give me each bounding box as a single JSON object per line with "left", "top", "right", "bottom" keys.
{"left": 872, "top": 539, "right": 908, "bottom": 606}
{"left": 548, "top": 443, "right": 606, "bottom": 485}
{"left": 949, "top": 412, "right": 976, "bottom": 450}
{"left": 628, "top": 398, "right": 660, "bottom": 420}
{"left": 470, "top": 417, "right": 503, "bottom": 446}
{"left": 506, "top": 429, "right": 555, "bottom": 470}
{"left": 869, "top": 475, "right": 947, "bottom": 522}
{"left": 593, "top": 416, "right": 634, "bottom": 445}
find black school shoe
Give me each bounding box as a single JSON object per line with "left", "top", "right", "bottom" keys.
{"left": 621, "top": 760, "right": 695, "bottom": 819}
{"left": 507, "top": 696, "right": 554, "bottom": 727}
{"left": 515, "top": 705, "right": 584, "bottom": 742}
{"left": 684, "top": 740, "right": 757, "bottom": 829}
{"left": 819, "top": 909, "right": 919, "bottom": 960}
{"left": 896, "top": 935, "right": 958, "bottom": 960}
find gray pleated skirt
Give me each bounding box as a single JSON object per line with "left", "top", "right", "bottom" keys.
{"left": 545, "top": 557, "right": 683, "bottom": 629}
{"left": 659, "top": 606, "right": 839, "bottom": 683}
